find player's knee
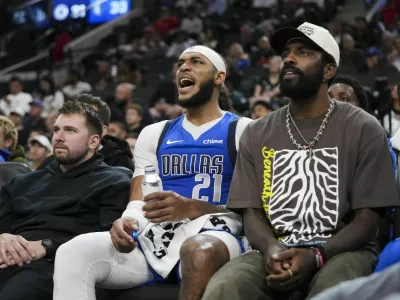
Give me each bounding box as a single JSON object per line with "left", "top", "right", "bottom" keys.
{"left": 55, "top": 232, "right": 107, "bottom": 276}
{"left": 55, "top": 237, "right": 88, "bottom": 275}
{"left": 180, "top": 235, "right": 228, "bottom": 268}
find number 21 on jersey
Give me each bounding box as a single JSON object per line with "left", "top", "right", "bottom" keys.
{"left": 192, "top": 174, "right": 223, "bottom": 202}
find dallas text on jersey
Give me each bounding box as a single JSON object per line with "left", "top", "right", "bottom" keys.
{"left": 161, "top": 154, "right": 224, "bottom": 176}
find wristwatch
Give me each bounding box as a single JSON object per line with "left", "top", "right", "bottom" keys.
{"left": 41, "top": 238, "right": 57, "bottom": 259}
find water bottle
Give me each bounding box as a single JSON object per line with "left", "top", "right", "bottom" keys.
{"left": 142, "top": 165, "right": 163, "bottom": 198}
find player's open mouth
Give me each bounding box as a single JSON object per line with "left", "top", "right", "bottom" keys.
{"left": 178, "top": 77, "right": 196, "bottom": 93}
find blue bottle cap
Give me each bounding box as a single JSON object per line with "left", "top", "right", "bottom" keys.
{"left": 132, "top": 231, "right": 138, "bottom": 241}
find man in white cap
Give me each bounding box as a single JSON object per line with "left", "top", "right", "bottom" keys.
{"left": 53, "top": 46, "right": 252, "bottom": 300}
{"left": 28, "top": 135, "right": 52, "bottom": 170}
{"left": 200, "top": 22, "right": 400, "bottom": 300}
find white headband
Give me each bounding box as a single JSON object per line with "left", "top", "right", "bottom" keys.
{"left": 180, "top": 45, "right": 226, "bottom": 73}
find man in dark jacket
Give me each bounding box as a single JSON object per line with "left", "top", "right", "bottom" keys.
{"left": 0, "top": 101, "right": 131, "bottom": 300}
{"left": 38, "top": 94, "right": 135, "bottom": 172}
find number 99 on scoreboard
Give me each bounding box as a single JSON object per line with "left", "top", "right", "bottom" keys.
{"left": 52, "top": 0, "right": 132, "bottom": 24}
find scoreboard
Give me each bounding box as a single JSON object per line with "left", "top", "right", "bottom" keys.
{"left": 52, "top": 0, "right": 131, "bottom": 24}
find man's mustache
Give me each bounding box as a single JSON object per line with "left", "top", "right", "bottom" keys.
{"left": 279, "top": 65, "right": 304, "bottom": 79}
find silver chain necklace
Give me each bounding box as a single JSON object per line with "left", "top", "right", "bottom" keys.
{"left": 285, "top": 100, "right": 335, "bottom": 159}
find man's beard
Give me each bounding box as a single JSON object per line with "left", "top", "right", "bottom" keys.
{"left": 54, "top": 147, "right": 89, "bottom": 167}
{"left": 176, "top": 78, "right": 214, "bottom": 109}
{"left": 279, "top": 64, "right": 324, "bottom": 102}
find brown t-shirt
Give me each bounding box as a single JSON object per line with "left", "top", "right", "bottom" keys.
{"left": 228, "top": 101, "right": 400, "bottom": 247}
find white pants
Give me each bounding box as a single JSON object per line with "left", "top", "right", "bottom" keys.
{"left": 53, "top": 231, "right": 242, "bottom": 300}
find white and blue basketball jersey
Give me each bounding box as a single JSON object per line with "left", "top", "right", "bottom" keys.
{"left": 157, "top": 112, "right": 239, "bottom": 206}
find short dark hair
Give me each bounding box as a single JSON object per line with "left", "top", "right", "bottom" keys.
{"left": 76, "top": 94, "right": 111, "bottom": 126}
{"left": 9, "top": 76, "right": 23, "bottom": 85}
{"left": 59, "top": 101, "right": 104, "bottom": 136}
{"left": 253, "top": 100, "right": 273, "bottom": 112}
{"left": 110, "top": 121, "right": 127, "bottom": 132}
{"left": 126, "top": 103, "right": 143, "bottom": 117}
{"left": 40, "top": 74, "right": 56, "bottom": 95}
{"left": 330, "top": 75, "right": 369, "bottom": 111}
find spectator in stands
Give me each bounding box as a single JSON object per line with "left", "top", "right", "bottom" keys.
{"left": 0, "top": 77, "right": 32, "bottom": 116}
{"left": 125, "top": 103, "right": 144, "bottom": 135}
{"left": 340, "top": 33, "right": 367, "bottom": 72}
{"left": 383, "top": 84, "right": 400, "bottom": 137}
{"left": 111, "top": 83, "right": 135, "bottom": 121}
{"left": 62, "top": 70, "right": 92, "bottom": 100}
{"left": 28, "top": 135, "right": 52, "bottom": 170}
{"left": 154, "top": 6, "right": 179, "bottom": 35}
{"left": 0, "top": 100, "right": 131, "bottom": 300}
{"left": 388, "top": 37, "right": 400, "bottom": 73}
{"left": 38, "top": 75, "right": 65, "bottom": 117}
{"left": 365, "top": 46, "right": 400, "bottom": 84}
{"left": 328, "top": 75, "right": 369, "bottom": 111}
{"left": 198, "top": 27, "right": 219, "bottom": 50}
{"left": 330, "top": 19, "right": 343, "bottom": 45}
{"left": 355, "top": 16, "right": 381, "bottom": 49}
{"left": 181, "top": 5, "right": 203, "bottom": 35}
{"left": 251, "top": 100, "right": 273, "bottom": 119}
{"left": 201, "top": 22, "right": 400, "bottom": 300}
{"left": 125, "top": 133, "right": 138, "bottom": 158}
{"left": 8, "top": 107, "right": 25, "bottom": 142}
{"left": 26, "top": 130, "right": 43, "bottom": 148}
{"left": 138, "top": 26, "right": 166, "bottom": 58}
{"left": 228, "top": 43, "right": 251, "bottom": 71}
{"left": 251, "top": 36, "right": 276, "bottom": 67}
{"left": 116, "top": 59, "right": 142, "bottom": 88}
{"left": 51, "top": 24, "right": 72, "bottom": 61}
{"left": 38, "top": 94, "right": 135, "bottom": 172}
{"left": 108, "top": 121, "right": 128, "bottom": 140}
{"left": 149, "top": 63, "right": 178, "bottom": 120}
{"left": 240, "top": 23, "right": 255, "bottom": 53}
{"left": 166, "top": 30, "right": 196, "bottom": 58}
{"left": 45, "top": 111, "right": 58, "bottom": 140}
{"left": 249, "top": 56, "right": 281, "bottom": 104}
{"left": 86, "top": 60, "right": 113, "bottom": 87}
{"left": 53, "top": 44, "right": 252, "bottom": 300}
{"left": 18, "top": 100, "right": 47, "bottom": 148}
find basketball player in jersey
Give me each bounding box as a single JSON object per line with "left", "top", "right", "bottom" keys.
{"left": 53, "top": 46, "right": 252, "bottom": 300}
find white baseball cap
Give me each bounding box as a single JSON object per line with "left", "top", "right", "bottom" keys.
{"left": 31, "top": 135, "right": 52, "bottom": 152}
{"left": 10, "top": 107, "right": 25, "bottom": 117}
{"left": 270, "top": 22, "right": 340, "bottom": 66}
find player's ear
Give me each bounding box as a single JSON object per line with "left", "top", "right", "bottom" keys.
{"left": 214, "top": 71, "right": 226, "bottom": 85}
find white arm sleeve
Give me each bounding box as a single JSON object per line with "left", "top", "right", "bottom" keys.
{"left": 133, "top": 121, "right": 168, "bottom": 178}
{"left": 235, "top": 117, "right": 253, "bottom": 150}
